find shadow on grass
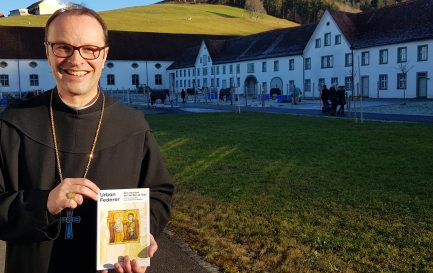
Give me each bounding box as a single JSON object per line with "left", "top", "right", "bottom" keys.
{"left": 206, "top": 11, "right": 239, "bottom": 18}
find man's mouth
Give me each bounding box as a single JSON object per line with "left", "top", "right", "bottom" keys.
{"left": 63, "top": 69, "right": 90, "bottom": 77}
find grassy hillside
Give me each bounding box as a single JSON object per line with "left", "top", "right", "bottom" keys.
{"left": 0, "top": 3, "right": 297, "bottom": 35}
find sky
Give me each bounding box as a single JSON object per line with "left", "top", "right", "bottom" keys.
{"left": 1, "top": 0, "right": 161, "bottom": 14}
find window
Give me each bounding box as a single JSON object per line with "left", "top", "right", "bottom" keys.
{"left": 397, "top": 73, "right": 407, "bottom": 89}
{"left": 29, "top": 74, "right": 38, "bottom": 86}
{"left": 304, "top": 58, "right": 311, "bottom": 70}
{"left": 236, "top": 64, "right": 240, "bottom": 74}
{"left": 203, "top": 55, "right": 207, "bottom": 65}
{"left": 230, "top": 78, "right": 234, "bottom": 87}
{"left": 131, "top": 63, "right": 139, "bottom": 69}
{"left": 345, "top": 53, "right": 352, "bottom": 67}
{"left": 197, "top": 79, "right": 200, "bottom": 87}
{"left": 331, "top": 77, "right": 338, "bottom": 87}
{"left": 29, "top": 61, "right": 38, "bottom": 68}
{"left": 203, "top": 78, "right": 207, "bottom": 87}
{"left": 262, "top": 62, "right": 267, "bottom": 72}
{"left": 321, "top": 55, "right": 333, "bottom": 68}
{"left": 203, "top": 67, "right": 208, "bottom": 76}
{"left": 0, "top": 75, "right": 9, "bottom": 86}
{"left": 222, "top": 79, "right": 227, "bottom": 88}
{"left": 188, "top": 80, "right": 191, "bottom": 87}
{"left": 379, "top": 74, "right": 388, "bottom": 90}
{"left": 216, "top": 66, "right": 220, "bottom": 75}
{"left": 211, "top": 78, "right": 214, "bottom": 87}
{"left": 247, "top": 63, "right": 255, "bottom": 73}
{"left": 107, "top": 74, "right": 115, "bottom": 85}
{"left": 289, "top": 80, "right": 295, "bottom": 92}
{"left": 304, "top": 79, "right": 311, "bottom": 92}
{"left": 176, "top": 71, "right": 178, "bottom": 77}
{"left": 155, "top": 74, "right": 162, "bottom": 85}
{"left": 175, "top": 80, "right": 178, "bottom": 88}
{"left": 197, "top": 68, "right": 200, "bottom": 76}
{"left": 315, "top": 38, "right": 321, "bottom": 48}
{"left": 229, "top": 65, "right": 233, "bottom": 74}
{"left": 193, "top": 69, "right": 196, "bottom": 76}
{"left": 379, "top": 49, "right": 388, "bottom": 64}
{"left": 335, "top": 34, "right": 341, "bottom": 45}
{"left": 237, "top": 77, "right": 240, "bottom": 87}
{"left": 211, "top": 67, "right": 215, "bottom": 75}
{"left": 289, "top": 59, "right": 295, "bottom": 71}
{"left": 155, "top": 63, "right": 161, "bottom": 69}
{"left": 180, "top": 80, "right": 182, "bottom": 88}
{"left": 132, "top": 74, "right": 139, "bottom": 86}
{"left": 418, "top": 45, "right": 428, "bottom": 61}
{"left": 0, "top": 61, "right": 8, "bottom": 68}
{"left": 222, "top": 65, "right": 226, "bottom": 74}
{"left": 188, "top": 69, "right": 191, "bottom": 77}
{"left": 397, "top": 47, "right": 407, "bottom": 63}
{"left": 324, "top": 33, "right": 331, "bottom": 46}
{"left": 345, "top": 76, "right": 353, "bottom": 90}
{"left": 361, "top": 51, "right": 370, "bottom": 66}
{"left": 216, "top": 78, "right": 220, "bottom": 87}
{"left": 274, "top": 60, "right": 279, "bottom": 72}
{"left": 318, "top": 78, "right": 325, "bottom": 90}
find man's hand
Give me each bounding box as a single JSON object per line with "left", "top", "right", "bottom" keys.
{"left": 101, "top": 234, "right": 158, "bottom": 273}
{"left": 47, "top": 178, "right": 100, "bottom": 215}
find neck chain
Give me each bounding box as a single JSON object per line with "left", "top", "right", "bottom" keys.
{"left": 49, "top": 88, "right": 105, "bottom": 182}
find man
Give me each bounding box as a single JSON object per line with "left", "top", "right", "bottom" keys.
{"left": 0, "top": 4, "right": 173, "bottom": 273}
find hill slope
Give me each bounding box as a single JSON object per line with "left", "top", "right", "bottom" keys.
{"left": 0, "top": 3, "right": 297, "bottom": 35}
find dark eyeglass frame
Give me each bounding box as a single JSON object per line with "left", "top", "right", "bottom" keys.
{"left": 45, "top": 42, "right": 108, "bottom": 60}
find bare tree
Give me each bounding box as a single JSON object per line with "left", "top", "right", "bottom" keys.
{"left": 395, "top": 63, "right": 414, "bottom": 104}
{"left": 245, "top": 0, "right": 267, "bottom": 18}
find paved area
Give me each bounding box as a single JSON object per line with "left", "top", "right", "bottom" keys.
{"left": 0, "top": 230, "right": 216, "bottom": 273}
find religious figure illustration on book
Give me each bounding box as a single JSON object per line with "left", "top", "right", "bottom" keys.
{"left": 97, "top": 189, "right": 150, "bottom": 270}
{"left": 107, "top": 210, "right": 140, "bottom": 244}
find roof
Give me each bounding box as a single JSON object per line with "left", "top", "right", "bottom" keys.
{"left": 168, "top": 24, "right": 316, "bottom": 69}
{"left": 0, "top": 25, "right": 234, "bottom": 61}
{"left": 27, "top": 1, "right": 44, "bottom": 10}
{"left": 330, "top": 0, "right": 433, "bottom": 49}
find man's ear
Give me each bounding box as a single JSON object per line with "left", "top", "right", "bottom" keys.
{"left": 45, "top": 43, "right": 51, "bottom": 65}
{"left": 102, "top": 47, "right": 109, "bottom": 68}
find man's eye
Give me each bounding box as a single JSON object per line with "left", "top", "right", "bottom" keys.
{"left": 82, "top": 47, "right": 98, "bottom": 54}
{"left": 56, "top": 45, "right": 71, "bottom": 51}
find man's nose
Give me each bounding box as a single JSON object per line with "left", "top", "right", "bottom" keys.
{"left": 67, "top": 49, "right": 85, "bottom": 64}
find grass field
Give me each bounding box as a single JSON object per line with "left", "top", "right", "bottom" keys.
{"left": 147, "top": 112, "right": 433, "bottom": 273}
{"left": 0, "top": 3, "right": 296, "bottom": 35}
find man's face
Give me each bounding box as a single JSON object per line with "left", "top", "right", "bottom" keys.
{"left": 45, "top": 13, "right": 108, "bottom": 102}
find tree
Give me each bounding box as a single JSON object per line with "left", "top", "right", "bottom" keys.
{"left": 245, "top": 0, "right": 267, "bottom": 16}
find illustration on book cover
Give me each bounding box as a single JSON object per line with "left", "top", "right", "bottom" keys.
{"left": 97, "top": 188, "right": 150, "bottom": 270}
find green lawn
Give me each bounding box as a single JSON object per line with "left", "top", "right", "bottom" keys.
{"left": 0, "top": 4, "right": 296, "bottom": 35}
{"left": 147, "top": 112, "right": 433, "bottom": 273}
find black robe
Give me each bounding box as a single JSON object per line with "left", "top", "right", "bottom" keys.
{"left": 0, "top": 90, "right": 174, "bottom": 273}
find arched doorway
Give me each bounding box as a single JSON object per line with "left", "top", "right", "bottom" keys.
{"left": 270, "top": 77, "right": 283, "bottom": 93}
{"left": 244, "top": 76, "right": 258, "bottom": 98}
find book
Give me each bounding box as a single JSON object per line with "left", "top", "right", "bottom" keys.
{"left": 96, "top": 188, "right": 150, "bottom": 270}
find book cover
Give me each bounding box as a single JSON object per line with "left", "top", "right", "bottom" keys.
{"left": 97, "top": 188, "right": 150, "bottom": 270}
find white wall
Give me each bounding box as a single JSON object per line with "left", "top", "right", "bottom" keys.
{"left": 353, "top": 40, "right": 433, "bottom": 99}
{"left": 303, "top": 10, "right": 353, "bottom": 98}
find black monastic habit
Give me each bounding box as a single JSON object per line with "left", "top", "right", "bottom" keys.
{"left": 0, "top": 90, "right": 174, "bottom": 273}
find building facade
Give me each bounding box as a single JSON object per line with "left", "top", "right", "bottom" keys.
{"left": 1, "top": 0, "right": 433, "bottom": 99}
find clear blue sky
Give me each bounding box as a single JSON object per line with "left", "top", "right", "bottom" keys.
{"left": 1, "top": 0, "right": 161, "bottom": 15}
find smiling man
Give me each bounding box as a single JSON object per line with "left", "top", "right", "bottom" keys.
{"left": 0, "top": 4, "right": 173, "bottom": 273}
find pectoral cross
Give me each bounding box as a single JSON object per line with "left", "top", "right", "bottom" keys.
{"left": 61, "top": 209, "right": 81, "bottom": 239}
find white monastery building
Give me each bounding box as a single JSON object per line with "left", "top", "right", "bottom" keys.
{"left": 1, "top": 0, "right": 433, "bottom": 99}
{"left": 9, "top": 0, "right": 65, "bottom": 16}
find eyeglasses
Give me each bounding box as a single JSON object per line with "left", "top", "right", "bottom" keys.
{"left": 45, "top": 42, "right": 107, "bottom": 60}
